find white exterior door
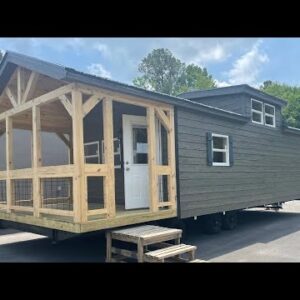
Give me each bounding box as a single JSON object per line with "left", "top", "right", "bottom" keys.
{"left": 122, "top": 115, "right": 149, "bottom": 210}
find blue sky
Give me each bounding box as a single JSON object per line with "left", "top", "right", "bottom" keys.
{"left": 0, "top": 38, "right": 299, "bottom": 88}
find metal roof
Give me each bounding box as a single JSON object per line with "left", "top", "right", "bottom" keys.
{"left": 0, "top": 50, "right": 249, "bottom": 123}
{"left": 178, "top": 84, "right": 287, "bottom": 107}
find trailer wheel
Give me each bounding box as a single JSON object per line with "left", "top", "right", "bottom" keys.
{"left": 202, "top": 214, "right": 222, "bottom": 234}
{"left": 222, "top": 211, "right": 238, "bottom": 230}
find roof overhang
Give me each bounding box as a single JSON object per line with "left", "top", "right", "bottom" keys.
{"left": 0, "top": 51, "right": 249, "bottom": 123}
{"left": 178, "top": 84, "right": 287, "bottom": 107}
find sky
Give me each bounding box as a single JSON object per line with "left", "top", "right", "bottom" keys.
{"left": 0, "top": 37, "right": 299, "bottom": 88}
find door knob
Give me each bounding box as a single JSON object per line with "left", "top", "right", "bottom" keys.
{"left": 126, "top": 167, "right": 130, "bottom": 171}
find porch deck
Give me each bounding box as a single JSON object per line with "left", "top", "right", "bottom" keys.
{"left": 0, "top": 205, "right": 176, "bottom": 233}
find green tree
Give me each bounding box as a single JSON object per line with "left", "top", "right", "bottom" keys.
{"left": 178, "top": 64, "right": 216, "bottom": 94}
{"left": 133, "top": 48, "right": 216, "bottom": 96}
{"left": 133, "top": 48, "right": 185, "bottom": 96}
{"left": 260, "top": 81, "right": 300, "bottom": 128}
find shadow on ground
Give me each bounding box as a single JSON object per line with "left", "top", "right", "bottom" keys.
{"left": 184, "top": 209, "right": 300, "bottom": 260}
{"left": 0, "top": 206, "right": 300, "bottom": 262}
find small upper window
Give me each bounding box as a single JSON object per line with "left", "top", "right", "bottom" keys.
{"left": 212, "top": 134, "right": 229, "bottom": 166}
{"left": 251, "top": 99, "right": 276, "bottom": 128}
{"left": 264, "top": 103, "right": 275, "bottom": 127}
{"left": 251, "top": 99, "right": 263, "bottom": 124}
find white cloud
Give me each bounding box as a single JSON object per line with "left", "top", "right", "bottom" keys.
{"left": 215, "top": 40, "right": 269, "bottom": 88}
{"left": 188, "top": 43, "right": 228, "bottom": 65}
{"left": 0, "top": 37, "right": 266, "bottom": 86}
{"left": 156, "top": 38, "right": 258, "bottom": 67}
{"left": 87, "top": 63, "right": 111, "bottom": 79}
{"left": 94, "top": 43, "right": 111, "bottom": 58}
{"left": 214, "top": 79, "right": 230, "bottom": 87}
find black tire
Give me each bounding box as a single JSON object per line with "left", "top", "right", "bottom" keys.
{"left": 222, "top": 211, "right": 238, "bottom": 230}
{"left": 202, "top": 214, "right": 222, "bottom": 234}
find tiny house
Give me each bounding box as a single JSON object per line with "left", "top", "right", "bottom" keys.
{"left": 0, "top": 51, "right": 299, "bottom": 236}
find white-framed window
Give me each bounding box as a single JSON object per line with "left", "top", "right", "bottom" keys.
{"left": 264, "top": 103, "right": 276, "bottom": 127}
{"left": 212, "top": 133, "right": 230, "bottom": 166}
{"left": 101, "top": 138, "right": 121, "bottom": 169}
{"left": 251, "top": 98, "right": 276, "bottom": 128}
{"left": 84, "top": 141, "right": 100, "bottom": 163}
{"left": 251, "top": 99, "right": 263, "bottom": 125}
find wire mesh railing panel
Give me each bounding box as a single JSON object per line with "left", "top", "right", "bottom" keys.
{"left": 87, "top": 176, "right": 104, "bottom": 210}
{"left": 12, "top": 179, "right": 33, "bottom": 207}
{"left": 41, "top": 177, "right": 73, "bottom": 211}
{"left": 0, "top": 180, "right": 6, "bottom": 205}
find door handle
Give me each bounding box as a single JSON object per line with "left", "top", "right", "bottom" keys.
{"left": 126, "top": 167, "right": 130, "bottom": 171}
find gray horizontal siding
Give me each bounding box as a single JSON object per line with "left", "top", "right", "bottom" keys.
{"left": 177, "top": 107, "right": 300, "bottom": 219}
{"left": 190, "top": 94, "right": 248, "bottom": 115}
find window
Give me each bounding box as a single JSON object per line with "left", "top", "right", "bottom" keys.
{"left": 251, "top": 99, "right": 276, "bottom": 128}
{"left": 264, "top": 103, "right": 275, "bottom": 127}
{"left": 251, "top": 99, "right": 263, "bottom": 124}
{"left": 132, "top": 127, "right": 148, "bottom": 164}
{"left": 84, "top": 141, "right": 100, "bottom": 163}
{"left": 212, "top": 134, "right": 229, "bottom": 166}
{"left": 101, "top": 138, "right": 122, "bottom": 169}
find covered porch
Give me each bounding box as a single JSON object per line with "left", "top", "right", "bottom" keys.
{"left": 0, "top": 67, "right": 177, "bottom": 233}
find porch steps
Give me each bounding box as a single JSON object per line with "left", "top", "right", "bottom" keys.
{"left": 144, "top": 243, "right": 196, "bottom": 263}
{"left": 107, "top": 224, "right": 204, "bottom": 263}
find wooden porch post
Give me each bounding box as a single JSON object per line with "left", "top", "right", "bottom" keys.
{"left": 6, "top": 116, "right": 13, "bottom": 213}
{"left": 167, "top": 109, "right": 177, "bottom": 209}
{"left": 72, "top": 89, "right": 87, "bottom": 223}
{"left": 102, "top": 97, "right": 116, "bottom": 218}
{"left": 32, "top": 105, "right": 42, "bottom": 217}
{"left": 147, "top": 106, "right": 158, "bottom": 212}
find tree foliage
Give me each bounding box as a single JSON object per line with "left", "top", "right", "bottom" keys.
{"left": 260, "top": 81, "right": 300, "bottom": 128}
{"left": 178, "top": 64, "right": 216, "bottom": 94}
{"left": 133, "top": 48, "right": 216, "bottom": 96}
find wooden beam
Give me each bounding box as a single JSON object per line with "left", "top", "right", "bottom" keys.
{"left": 84, "top": 164, "right": 108, "bottom": 176}
{"left": 167, "top": 109, "right": 177, "bottom": 209}
{"left": 155, "top": 107, "right": 171, "bottom": 132}
{"left": 0, "top": 83, "right": 74, "bottom": 121}
{"left": 11, "top": 206, "right": 34, "bottom": 212}
{"left": 102, "top": 97, "right": 116, "bottom": 218}
{"left": 22, "top": 72, "right": 39, "bottom": 103}
{"left": 83, "top": 95, "right": 103, "bottom": 117}
{"left": 55, "top": 132, "right": 71, "bottom": 148}
{"left": 32, "top": 106, "right": 42, "bottom": 217}
{"left": 17, "top": 68, "right": 25, "bottom": 105}
{"left": 6, "top": 117, "right": 13, "bottom": 213}
{"left": 87, "top": 208, "right": 107, "bottom": 216}
{"left": 156, "top": 165, "right": 172, "bottom": 175}
{"left": 76, "top": 83, "right": 171, "bottom": 110}
{"left": 72, "top": 89, "right": 87, "bottom": 223}
{"left": 39, "top": 208, "right": 74, "bottom": 217}
{"left": 147, "top": 106, "right": 158, "bottom": 212}
{"left": 58, "top": 95, "right": 73, "bottom": 117}
{"left": 5, "top": 87, "right": 17, "bottom": 108}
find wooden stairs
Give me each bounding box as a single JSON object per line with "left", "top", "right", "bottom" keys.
{"left": 106, "top": 224, "right": 206, "bottom": 263}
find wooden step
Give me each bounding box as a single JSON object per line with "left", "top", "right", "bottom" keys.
{"left": 144, "top": 244, "right": 196, "bottom": 262}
